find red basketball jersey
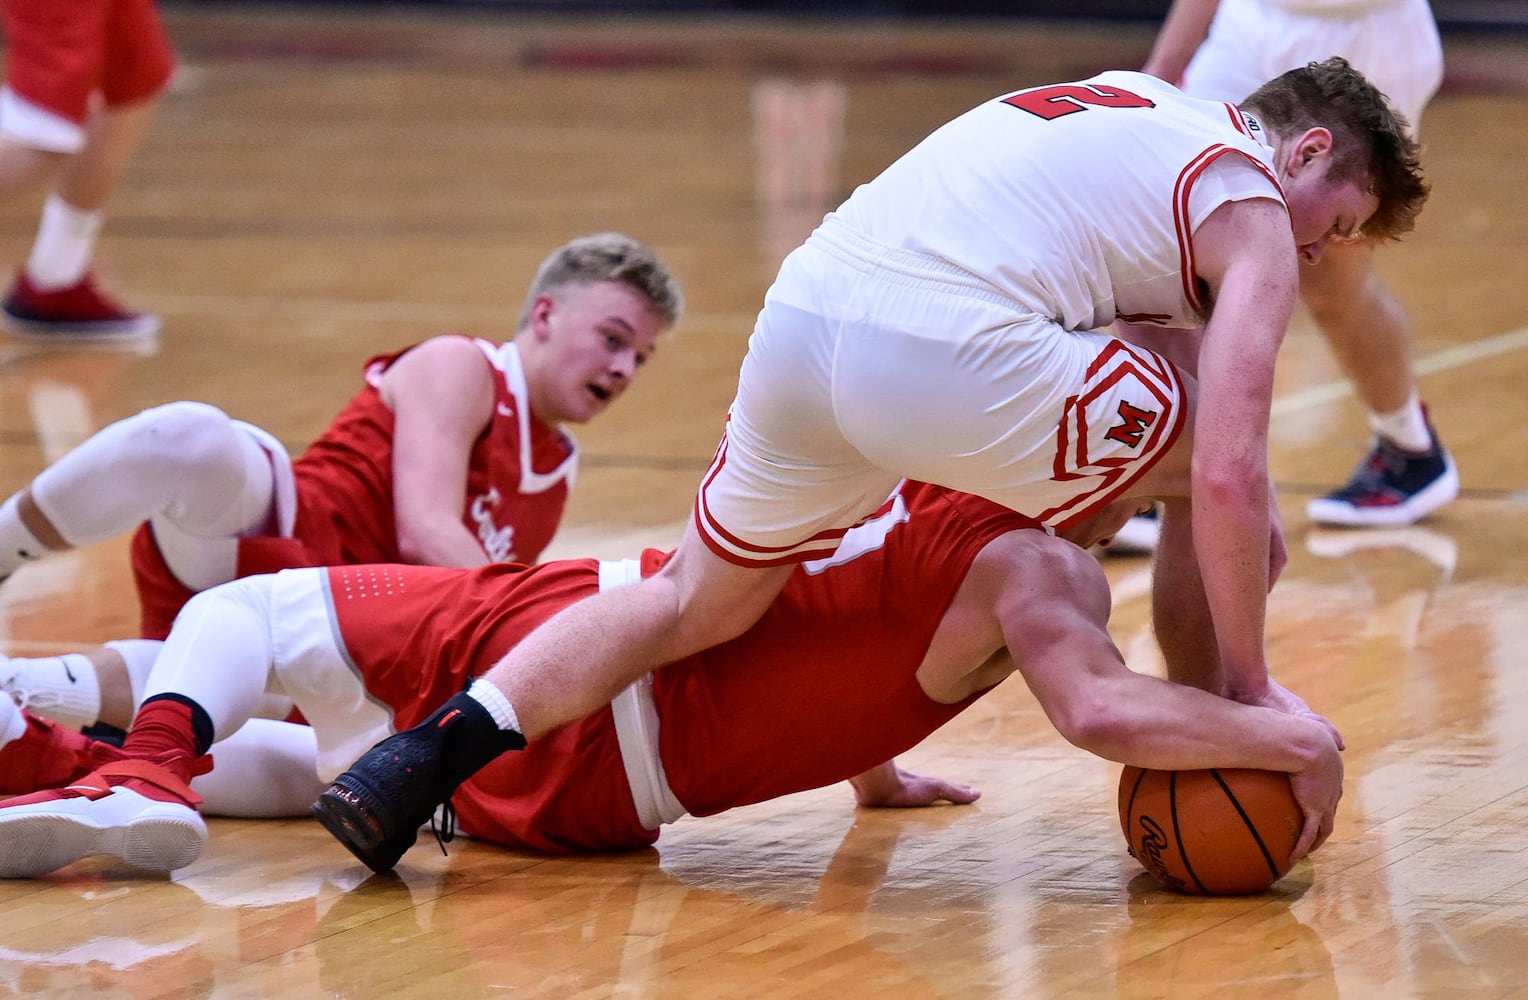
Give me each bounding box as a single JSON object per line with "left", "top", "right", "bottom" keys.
{"left": 130, "top": 339, "right": 576, "bottom": 638}
{"left": 322, "top": 482, "right": 1044, "bottom": 852}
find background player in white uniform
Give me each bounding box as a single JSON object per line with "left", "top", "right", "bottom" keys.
{"left": 1139, "top": 0, "right": 1455, "bottom": 529}
{"left": 310, "top": 60, "right": 1421, "bottom": 865}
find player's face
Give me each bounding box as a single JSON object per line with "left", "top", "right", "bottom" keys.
{"left": 535, "top": 281, "right": 665, "bottom": 424}
{"left": 1278, "top": 136, "right": 1380, "bottom": 265}
{"left": 1286, "top": 177, "right": 1378, "bottom": 265}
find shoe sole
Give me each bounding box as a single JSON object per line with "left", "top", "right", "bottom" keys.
{"left": 0, "top": 790, "right": 206, "bottom": 877}
{"left": 1306, "top": 457, "right": 1460, "bottom": 528}
{"left": 312, "top": 777, "right": 408, "bottom": 874}
{"left": 2, "top": 314, "right": 162, "bottom": 341}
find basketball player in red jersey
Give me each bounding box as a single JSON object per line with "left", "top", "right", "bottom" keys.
{"left": 0, "top": 0, "right": 173, "bottom": 340}
{"left": 0, "top": 469, "right": 1344, "bottom": 879}
{"left": 0, "top": 233, "right": 683, "bottom": 729}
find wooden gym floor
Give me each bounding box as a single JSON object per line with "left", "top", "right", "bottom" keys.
{"left": 1, "top": 5, "right": 1526, "bottom": 997}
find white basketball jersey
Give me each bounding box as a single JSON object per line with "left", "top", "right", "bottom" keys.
{"left": 833, "top": 70, "right": 1284, "bottom": 332}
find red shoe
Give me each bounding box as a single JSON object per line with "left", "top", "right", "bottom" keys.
{"left": 0, "top": 750, "right": 211, "bottom": 877}
{"left": 0, "top": 702, "right": 127, "bottom": 796}
{"left": 1, "top": 270, "right": 160, "bottom": 341}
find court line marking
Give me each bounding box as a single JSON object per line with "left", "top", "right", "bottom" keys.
{"left": 1272, "top": 325, "right": 1528, "bottom": 417}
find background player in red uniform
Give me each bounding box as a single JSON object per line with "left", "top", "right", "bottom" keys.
{"left": 0, "top": 471, "right": 1344, "bottom": 879}
{"left": 0, "top": 232, "right": 683, "bottom": 730}
{"left": 0, "top": 0, "right": 174, "bottom": 339}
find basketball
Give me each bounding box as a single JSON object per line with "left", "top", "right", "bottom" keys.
{"left": 1117, "top": 765, "right": 1303, "bottom": 895}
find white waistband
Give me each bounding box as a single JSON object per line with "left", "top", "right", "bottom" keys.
{"left": 600, "top": 559, "right": 688, "bottom": 829}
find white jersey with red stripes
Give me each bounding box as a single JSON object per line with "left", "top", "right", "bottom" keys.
{"left": 691, "top": 71, "right": 1249, "bottom": 567}
{"left": 830, "top": 69, "right": 1284, "bottom": 333}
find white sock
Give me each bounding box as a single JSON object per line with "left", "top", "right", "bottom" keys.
{"left": 0, "top": 493, "right": 53, "bottom": 579}
{"left": 26, "top": 194, "right": 101, "bottom": 289}
{"left": 0, "top": 698, "right": 25, "bottom": 749}
{"left": 102, "top": 638, "right": 164, "bottom": 708}
{"left": 1, "top": 653, "right": 101, "bottom": 731}
{"left": 1368, "top": 395, "right": 1432, "bottom": 452}
{"left": 466, "top": 677, "right": 522, "bottom": 734}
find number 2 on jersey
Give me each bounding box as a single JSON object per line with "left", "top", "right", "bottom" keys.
{"left": 1002, "top": 84, "right": 1155, "bottom": 121}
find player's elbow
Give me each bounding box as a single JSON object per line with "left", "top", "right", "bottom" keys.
{"left": 1191, "top": 458, "right": 1265, "bottom": 513}
{"left": 1047, "top": 684, "right": 1140, "bottom": 759}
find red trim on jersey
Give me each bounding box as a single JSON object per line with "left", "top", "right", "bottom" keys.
{"left": 692, "top": 437, "right": 859, "bottom": 567}
{"left": 1223, "top": 103, "right": 1248, "bottom": 135}
{"left": 1174, "top": 145, "right": 1283, "bottom": 316}
{"left": 1043, "top": 344, "right": 1187, "bottom": 528}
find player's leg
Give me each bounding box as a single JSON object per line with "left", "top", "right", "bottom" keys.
{"left": 1, "top": 638, "right": 160, "bottom": 732}
{"left": 1301, "top": 242, "right": 1457, "bottom": 526}
{"left": 1, "top": 0, "right": 173, "bottom": 340}
{"left": 0, "top": 401, "right": 278, "bottom": 587}
{"left": 0, "top": 576, "right": 282, "bottom": 876}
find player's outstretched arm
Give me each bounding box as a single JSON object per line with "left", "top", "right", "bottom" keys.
{"left": 1186, "top": 197, "right": 1298, "bottom": 706}
{"left": 993, "top": 532, "right": 1343, "bottom": 858}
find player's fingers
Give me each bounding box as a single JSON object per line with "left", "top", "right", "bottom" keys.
{"left": 1307, "top": 711, "right": 1345, "bottom": 750}
{"left": 1290, "top": 813, "right": 1321, "bottom": 864}
{"left": 1311, "top": 811, "right": 1335, "bottom": 854}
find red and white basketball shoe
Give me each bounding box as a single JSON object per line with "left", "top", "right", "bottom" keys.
{"left": 0, "top": 701, "right": 128, "bottom": 796}
{"left": 0, "top": 749, "right": 211, "bottom": 877}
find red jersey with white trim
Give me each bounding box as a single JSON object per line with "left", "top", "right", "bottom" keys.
{"left": 323, "top": 482, "right": 1044, "bottom": 852}
{"left": 292, "top": 338, "right": 576, "bottom": 568}
{"left": 833, "top": 69, "right": 1282, "bottom": 331}
{"left": 129, "top": 338, "right": 576, "bottom": 639}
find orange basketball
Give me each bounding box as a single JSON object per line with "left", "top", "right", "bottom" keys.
{"left": 1117, "top": 765, "right": 1303, "bottom": 895}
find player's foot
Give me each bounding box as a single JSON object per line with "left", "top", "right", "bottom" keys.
{"left": 1306, "top": 422, "right": 1458, "bottom": 528}
{"left": 0, "top": 750, "right": 210, "bottom": 877}
{"left": 1, "top": 653, "right": 101, "bottom": 732}
{"left": 1100, "top": 505, "right": 1159, "bottom": 556}
{"left": 311, "top": 727, "right": 454, "bottom": 874}
{"left": 0, "top": 700, "right": 128, "bottom": 796}
{"left": 312, "top": 698, "right": 521, "bottom": 874}
{"left": 1, "top": 270, "right": 161, "bottom": 342}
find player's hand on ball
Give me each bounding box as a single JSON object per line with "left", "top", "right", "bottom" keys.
{"left": 1235, "top": 677, "right": 1346, "bottom": 751}
{"left": 1288, "top": 724, "right": 1345, "bottom": 862}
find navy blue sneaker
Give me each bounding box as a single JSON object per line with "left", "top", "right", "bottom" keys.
{"left": 311, "top": 695, "right": 523, "bottom": 873}
{"left": 1307, "top": 422, "right": 1458, "bottom": 528}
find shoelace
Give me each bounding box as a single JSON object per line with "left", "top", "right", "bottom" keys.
{"left": 428, "top": 798, "right": 458, "bottom": 858}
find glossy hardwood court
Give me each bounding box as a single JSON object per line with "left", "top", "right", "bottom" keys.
{"left": 2, "top": 6, "right": 1527, "bottom": 997}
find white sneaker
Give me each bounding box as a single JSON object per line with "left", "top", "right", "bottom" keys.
{"left": 1100, "top": 508, "right": 1160, "bottom": 556}
{"left": 0, "top": 754, "right": 209, "bottom": 877}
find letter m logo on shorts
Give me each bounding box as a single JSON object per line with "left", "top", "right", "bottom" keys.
{"left": 1104, "top": 400, "right": 1159, "bottom": 449}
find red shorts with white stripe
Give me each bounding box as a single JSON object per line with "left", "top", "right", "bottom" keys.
{"left": 1, "top": 0, "right": 174, "bottom": 124}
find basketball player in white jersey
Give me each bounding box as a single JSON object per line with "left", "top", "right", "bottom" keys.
{"left": 1138, "top": 0, "right": 1455, "bottom": 530}
{"left": 286, "top": 61, "right": 1425, "bottom": 867}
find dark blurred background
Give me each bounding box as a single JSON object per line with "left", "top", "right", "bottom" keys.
{"left": 172, "top": 0, "right": 1528, "bottom": 31}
